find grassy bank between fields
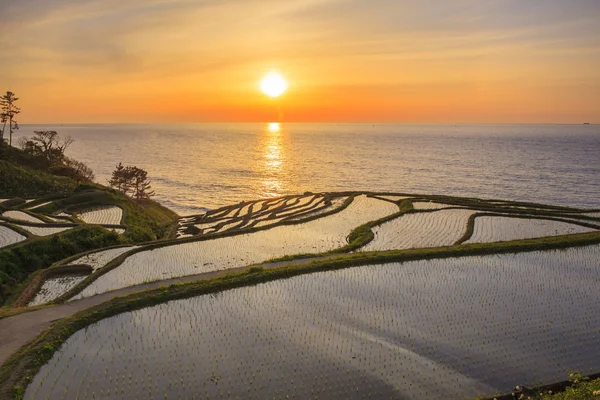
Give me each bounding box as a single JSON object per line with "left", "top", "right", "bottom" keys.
{"left": 2, "top": 230, "right": 600, "bottom": 399}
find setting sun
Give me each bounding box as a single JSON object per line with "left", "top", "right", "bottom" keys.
{"left": 260, "top": 72, "right": 288, "bottom": 98}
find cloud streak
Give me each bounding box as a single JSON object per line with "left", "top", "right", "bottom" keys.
{"left": 2, "top": 0, "right": 599, "bottom": 122}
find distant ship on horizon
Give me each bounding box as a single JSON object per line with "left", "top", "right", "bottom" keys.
{"left": 583, "top": 122, "right": 590, "bottom": 125}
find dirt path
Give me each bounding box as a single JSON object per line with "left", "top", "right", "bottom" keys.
{"left": 0, "top": 255, "right": 333, "bottom": 366}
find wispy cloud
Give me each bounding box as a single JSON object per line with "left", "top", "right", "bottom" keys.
{"left": 2, "top": 0, "right": 599, "bottom": 122}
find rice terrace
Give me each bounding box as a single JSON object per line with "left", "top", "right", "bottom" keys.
{"left": 1, "top": 190, "right": 600, "bottom": 399}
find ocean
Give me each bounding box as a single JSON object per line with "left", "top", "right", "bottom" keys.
{"left": 15, "top": 123, "right": 600, "bottom": 215}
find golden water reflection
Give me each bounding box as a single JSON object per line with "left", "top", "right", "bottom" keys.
{"left": 268, "top": 122, "right": 280, "bottom": 133}
{"left": 262, "top": 122, "right": 286, "bottom": 197}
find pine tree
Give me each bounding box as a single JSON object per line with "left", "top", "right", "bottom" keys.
{"left": 0, "top": 91, "right": 21, "bottom": 146}
{"left": 109, "top": 163, "right": 155, "bottom": 199}
{"left": 131, "top": 166, "right": 155, "bottom": 199}
{"left": 109, "top": 163, "right": 129, "bottom": 194}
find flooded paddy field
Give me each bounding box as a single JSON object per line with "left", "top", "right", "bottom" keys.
{"left": 73, "top": 195, "right": 398, "bottom": 299}
{"left": 76, "top": 206, "right": 123, "bottom": 225}
{"left": 0, "top": 225, "right": 27, "bottom": 248}
{"left": 363, "top": 209, "right": 475, "bottom": 251}
{"left": 25, "top": 245, "right": 600, "bottom": 399}
{"left": 465, "top": 216, "right": 596, "bottom": 243}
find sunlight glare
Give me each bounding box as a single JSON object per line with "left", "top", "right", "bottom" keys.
{"left": 268, "top": 122, "right": 280, "bottom": 133}
{"left": 260, "top": 72, "right": 288, "bottom": 98}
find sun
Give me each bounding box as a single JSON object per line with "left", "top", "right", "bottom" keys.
{"left": 260, "top": 72, "right": 288, "bottom": 98}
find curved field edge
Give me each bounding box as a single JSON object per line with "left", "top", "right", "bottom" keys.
{"left": 0, "top": 189, "right": 179, "bottom": 306}
{"left": 267, "top": 198, "right": 414, "bottom": 262}
{"left": 0, "top": 227, "right": 122, "bottom": 306}
{"left": 13, "top": 193, "right": 600, "bottom": 305}
{"left": 3, "top": 243, "right": 135, "bottom": 307}
{"left": 5, "top": 195, "right": 350, "bottom": 306}
{"left": 0, "top": 223, "right": 32, "bottom": 244}
{"left": 11, "top": 265, "right": 92, "bottom": 308}
{"left": 2, "top": 231, "right": 600, "bottom": 398}
{"left": 46, "top": 195, "right": 357, "bottom": 303}
{"left": 456, "top": 212, "right": 600, "bottom": 245}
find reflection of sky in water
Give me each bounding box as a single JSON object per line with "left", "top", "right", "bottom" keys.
{"left": 25, "top": 246, "right": 600, "bottom": 400}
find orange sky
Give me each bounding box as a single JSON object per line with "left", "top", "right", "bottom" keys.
{"left": 2, "top": 0, "right": 599, "bottom": 123}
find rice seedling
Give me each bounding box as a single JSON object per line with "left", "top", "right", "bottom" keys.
{"left": 28, "top": 275, "right": 88, "bottom": 306}
{"left": 362, "top": 209, "right": 476, "bottom": 251}
{"left": 0, "top": 225, "right": 27, "bottom": 248}
{"left": 75, "top": 206, "right": 123, "bottom": 225}
{"left": 23, "top": 245, "right": 600, "bottom": 400}
{"left": 73, "top": 195, "right": 398, "bottom": 298}
{"left": 465, "top": 216, "right": 596, "bottom": 244}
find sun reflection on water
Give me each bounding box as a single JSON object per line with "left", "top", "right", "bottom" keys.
{"left": 268, "top": 122, "right": 280, "bottom": 133}
{"left": 262, "top": 122, "right": 286, "bottom": 197}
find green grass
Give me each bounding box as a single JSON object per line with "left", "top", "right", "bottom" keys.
{"left": 2, "top": 190, "right": 600, "bottom": 398}
{"left": 2, "top": 231, "right": 600, "bottom": 399}
{"left": 0, "top": 152, "right": 179, "bottom": 306}
{"left": 0, "top": 226, "right": 122, "bottom": 306}
{"left": 0, "top": 161, "right": 77, "bottom": 198}
{"left": 0, "top": 188, "right": 179, "bottom": 306}
{"left": 268, "top": 198, "right": 414, "bottom": 262}
{"left": 479, "top": 373, "right": 600, "bottom": 400}
{"left": 534, "top": 375, "right": 600, "bottom": 399}
{"left": 38, "top": 188, "right": 179, "bottom": 242}
{"left": 1, "top": 223, "right": 600, "bottom": 398}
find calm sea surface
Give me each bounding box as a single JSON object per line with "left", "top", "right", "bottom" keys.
{"left": 16, "top": 124, "right": 600, "bottom": 215}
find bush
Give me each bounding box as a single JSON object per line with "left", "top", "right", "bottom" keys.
{"left": 0, "top": 227, "right": 121, "bottom": 305}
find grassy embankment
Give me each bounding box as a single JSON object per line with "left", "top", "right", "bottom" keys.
{"left": 2, "top": 228, "right": 600, "bottom": 399}
{"left": 0, "top": 189, "right": 179, "bottom": 306}
{"left": 37, "top": 193, "right": 600, "bottom": 304}
{"left": 0, "top": 149, "right": 179, "bottom": 307}
{"left": 478, "top": 372, "right": 600, "bottom": 399}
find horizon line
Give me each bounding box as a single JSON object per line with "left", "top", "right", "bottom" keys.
{"left": 16, "top": 121, "right": 597, "bottom": 126}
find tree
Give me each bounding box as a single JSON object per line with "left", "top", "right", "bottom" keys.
{"left": 109, "top": 162, "right": 130, "bottom": 194}
{"left": 63, "top": 157, "right": 95, "bottom": 184}
{"left": 19, "top": 131, "right": 74, "bottom": 165}
{"left": 109, "top": 164, "right": 155, "bottom": 199}
{"left": 130, "top": 166, "right": 155, "bottom": 199}
{"left": 0, "top": 91, "right": 21, "bottom": 146}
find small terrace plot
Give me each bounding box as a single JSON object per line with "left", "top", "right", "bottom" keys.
{"left": 75, "top": 206, "right": 123, "bottom": 225}
{"left": 0, "top": 225, "right": 27, "bottom": 249}
{"left": 68, "top": 246, "right": 139, "bottom": 272}
{"left": 23, "top": 247, "right": 140, "bottom": 306}
{"left": 362, "top": 209, "right": 476, "bottom": 251}
{"left": 28, "top": 276, "right": 87, "bottom": 306}
{"left": 1, "top": 211, "right": 45, "bottom": 224}
{"left": 464, "top": 216, "right": 596, "bottom": 244}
